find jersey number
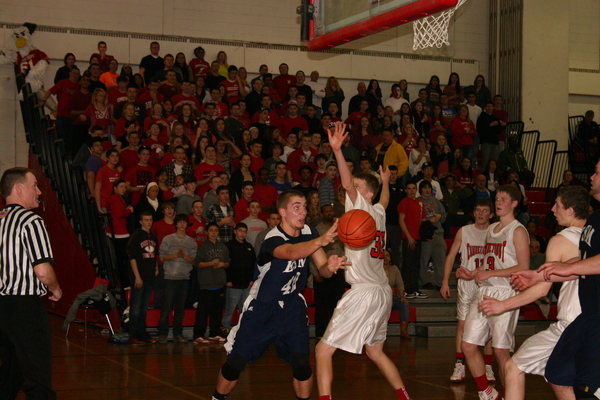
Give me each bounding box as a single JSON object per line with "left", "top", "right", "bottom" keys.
{"left": 282, "top": 272, "right": 301, "bottom": 295}
{"left": 370, "top": 232, "right": 386, "bottom": 259}
{"left": 486, "top": 256, "right": 496, "bottom": 271}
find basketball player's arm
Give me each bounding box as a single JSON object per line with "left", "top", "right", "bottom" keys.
{"left": 440, "top": 228, "right": 463, "bottom": 299}
{"left": 273, "top": 220, "right": 339, "bottom": 261}
{"left": 475, "top": 226, "right": 530, "bottom": 283}
{"left": 311, "top": 248, "right": 349, "bottom": 279}
{"left": 481, "top": 234, "right": 579, "bottom": 315}
{"left": 538, "top": 254, "right": 596, "bottom": 281}
{"left": 328, "top": 121, "right": 358, "bottom": 203}
{"left": 378, "top": 166, "right": 390, "bottom": 209}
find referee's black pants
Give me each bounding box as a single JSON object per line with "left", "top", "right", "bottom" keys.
{"left": 0, "top": 295, "right": 56, "bottom": 400}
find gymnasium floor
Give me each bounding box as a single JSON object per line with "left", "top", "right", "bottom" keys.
{"left": 35, "top": 314, "right": 556, "bottom": 399}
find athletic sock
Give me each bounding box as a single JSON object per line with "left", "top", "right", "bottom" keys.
{"left": 484, "top": 354, "right": 494, "bottom": 366}
{"left": 474, "top": 375, "right": 489, "bottom": 392}
{"left": 455, "top": 352, "right": 465, "bottom": 363}
{"left": 395, "top": 386, "right": 411, "bottom": 400}
{"left": 319, "top": 396, "right": 331, "bottom": 400}
{"left": 212, "top": 390, "right": 228, "bottom": 400}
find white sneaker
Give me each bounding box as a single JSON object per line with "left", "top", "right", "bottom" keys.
{"left": 450, "top": 362, "right": 466, "bottom": 383}
{"left": 478, "top": 386, "right": 500, "bottom": 400}
{"left": 486, "top": 364, "right": 496, "bottom": 383}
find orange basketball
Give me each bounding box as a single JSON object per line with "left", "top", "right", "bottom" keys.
{"left": 338, "top": 209, "right": 377, "bottom": 249}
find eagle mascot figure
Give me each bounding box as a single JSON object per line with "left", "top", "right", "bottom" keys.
{"left": 0, "top": 22, "right": 49, "bottom": 99}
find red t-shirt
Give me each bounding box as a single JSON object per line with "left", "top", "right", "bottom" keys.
{"left": 189, "top": 59, "right": 210, "bottom": 79}
{"left": 397, "top": 197, "right": 425, "bottom": 240}
{"left": 286, "top": 147, "right": 318, "bottom": 182}
{"left": 96, "top": 165, "right": 121, "bottom": 208}
{"left": 143, "top": 137, "right": 167, "bottom": 170}
{"left": 108, "top": 89, "right": 128, "bottom": 109}
{"left": 187, "top": 214, "right": 208, "bottom": 246}
{"left": 272, "top": 74, "right": 294, "bottom": 102}
{"left": 114, "top": 118, "right": 140, "bottom": 139}
{"left": 234, "top": 197, "right": 251, "bottom": 224}
{"left": 222, "top": 79, "right": 241, "bottom": 105}
{"left": 194, "top": 162, "right": 225, "bottom": 198}
{"left": 137, "top": 91, "right": 166, "bottom": 115}
{"left": 124, "top": 164, "right": 157, "bottom": 206}
{"left": 84, "top": 105, "right": 112, "bottom": 131}
{"left": 119, "top": 148, "right": 140, "bottom": 175}
{"left": 158, "top": 82, "right": 181, "bottom": 101}
{"left": 278, "top": 116, "right": 309, "bottom": 138}
{"left": 249, "top": 154, "right": 265, "bottom": 178}
{"left": 253, "top": 183, "right": 278, "bottom": 222}
{"left": 151, "top": 219, "right": 176, "bottom": 250}
{"left": 49, "top": 79, "right": 80, "bottom": 118}
{"left": 171, "top": 93, "right": 201, "bottom": 114}
{"left": 69, "top": 91, "right": 92, "bottom": 126}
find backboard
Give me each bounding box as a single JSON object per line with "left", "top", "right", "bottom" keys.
{"left": 307, "top": 0, "right": 459, "bottom": 51}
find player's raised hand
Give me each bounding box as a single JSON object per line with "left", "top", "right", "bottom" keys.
{"left": 316, "top": 219, "right": 338, "bottom": 247}
{"left": 478, "top": 295, "right": 505, "bottom": 316}
{"left": 510, "top": 270, "right": 541, "bottom": 290}
{"left": 327, "top": 121, "right": 348, "bottom": 152}
{"left": 379, "top": 165, "right": 390, "bottom": 184}
{"left": 537, "top": 261, "right": 574, "bottom": 281}
{"left": 326, "top": 255, "right": 351, "bottom": 274}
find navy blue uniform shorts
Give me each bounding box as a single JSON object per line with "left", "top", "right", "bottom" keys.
{"left": 228, "top": 295, "right": 310, "bottom": 365}
{"left": 545, "top": 314, "right": 600, "bottom": 389}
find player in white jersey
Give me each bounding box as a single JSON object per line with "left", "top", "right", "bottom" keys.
{"left": 441, "top": 199, "right": 496, "bottom": 383}
{"left": 461, "top": 185, "right": 530, "bottom": 400}
{"left": 478, "top": 186, "right": 589, "bottom": 400}
{"left": 316, "top": 121, "right": 414, "bottom": 400}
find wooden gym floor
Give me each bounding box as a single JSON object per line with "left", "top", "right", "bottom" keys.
{"left": 23, "top": 314, "right": 556, "bottom": 399}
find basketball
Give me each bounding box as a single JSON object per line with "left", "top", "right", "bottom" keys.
{"left": 337, "top": 209, "right": 377, "bottom": 249}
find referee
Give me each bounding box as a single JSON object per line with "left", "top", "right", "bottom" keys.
{"left": 0, "top": 167, "right": 61, "bottom": 400}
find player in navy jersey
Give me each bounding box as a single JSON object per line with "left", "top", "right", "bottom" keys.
{"left": 536, "top": 160, "right": 600, "bottom": 400}
{"left": 211, "top": 190, "right": 349, "bottom": 400}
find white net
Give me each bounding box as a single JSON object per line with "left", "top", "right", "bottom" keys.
{"left": 412, "top": 0, "right": 467, "bottom": 51}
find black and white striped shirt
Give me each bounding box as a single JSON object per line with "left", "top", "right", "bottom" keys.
{"left": 0, "top": 204, "right": 54, "bottom": 296}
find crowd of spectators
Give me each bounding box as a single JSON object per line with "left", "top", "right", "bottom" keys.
{"left": 42, "top": 39, "right": 567, "bottom": 341}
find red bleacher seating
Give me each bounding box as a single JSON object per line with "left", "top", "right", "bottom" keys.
{"left": 525, "top": 190, "right": 546, "bottom": 202}
{"left": 528, "top": 202, "right": 551, "bottom": 215}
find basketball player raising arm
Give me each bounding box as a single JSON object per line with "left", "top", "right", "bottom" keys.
{"left": 316, "top": 121, "right": 414, "bottom": 400}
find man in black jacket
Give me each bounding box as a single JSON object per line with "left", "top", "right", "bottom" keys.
{"left": 476, "top": 101, "right": 502, "bottom": 170}
{"left": 222, "top": 223, "right": 255, "bottom": 334}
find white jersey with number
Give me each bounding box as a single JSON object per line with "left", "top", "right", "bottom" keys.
{"left": 481, "top": 219, "right": 527, "bottom": 288}
{"left": 459, "top": 224, "right": 488, "bottom": 271}
{"left": 344, "top": 192, "right": 387, "bottom": 286}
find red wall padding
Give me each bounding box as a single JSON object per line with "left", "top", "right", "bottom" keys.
{"left": 28, "top": 150, "right": 98, "bottom": 316}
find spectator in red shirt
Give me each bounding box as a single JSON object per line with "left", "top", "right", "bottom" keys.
{"left": 272, "top": 63, "right": 294, "bottom": 102}
{"left": 222, "top": 65, "right": 242, "bottom": 105}
{"left": 95, "top": 148, "right": 121, "bottom": 213}
{"left": 278, "top": 101, "right": 308, "bottom": 138}
{"left": 124, "top": 146, "right": 157, "bottom": 206}
{"left": 189, "top": 46, "right": 210, "bottom": 80}
{"left": 194, "top": 145, "right": 225, "bottom": 198}
{"left": 286, "top": 132, "right": 318, "bottom": 182}
{"left": 90, "top": 41, "right": 114, "bottom": 72}
{"left": 253, "top": 168, "right": 278, "bottom": 222}
{"left": 247, "top": 140, "right": 265, "bottom": 177}
{"left": 40, "top": 66, "right": 80, "bottom": 152}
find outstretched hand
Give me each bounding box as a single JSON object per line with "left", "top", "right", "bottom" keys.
{"left": 316, "top": 219, "right": 338, "bottom": 247}
{"left": 379, "top": 165, "right": 390, "bottom": 184}
{"left": 326, "top": 255, "right": 351, "bottom": 275}
{"left": 327, "top": 121, "right": 348, "bottom": 152}
{"left": 510, "top": 269, "right": 541, "bottom": 291}
{"left": 537, "top": 261, "right": 574, "bottom": 281}
{"left": 455, "top": 267, "right": 474, "bottom": 280}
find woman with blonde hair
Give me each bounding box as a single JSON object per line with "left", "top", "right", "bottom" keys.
{"left": 216, "top": 51, "right": 229, "bottom": 77}
{"left": 81, "top": 88, "right": 112, "bottom": 137}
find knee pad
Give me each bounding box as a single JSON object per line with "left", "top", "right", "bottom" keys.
{"left": 291, "top": 352, "right": 312, "bottom": 381}
{"left": 221, "top": 354, "right": 247, "bottom": 381}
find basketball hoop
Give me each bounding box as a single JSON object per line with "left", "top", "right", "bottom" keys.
{"left": 412, "top": 0, "right": 466, "bottom": 51}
